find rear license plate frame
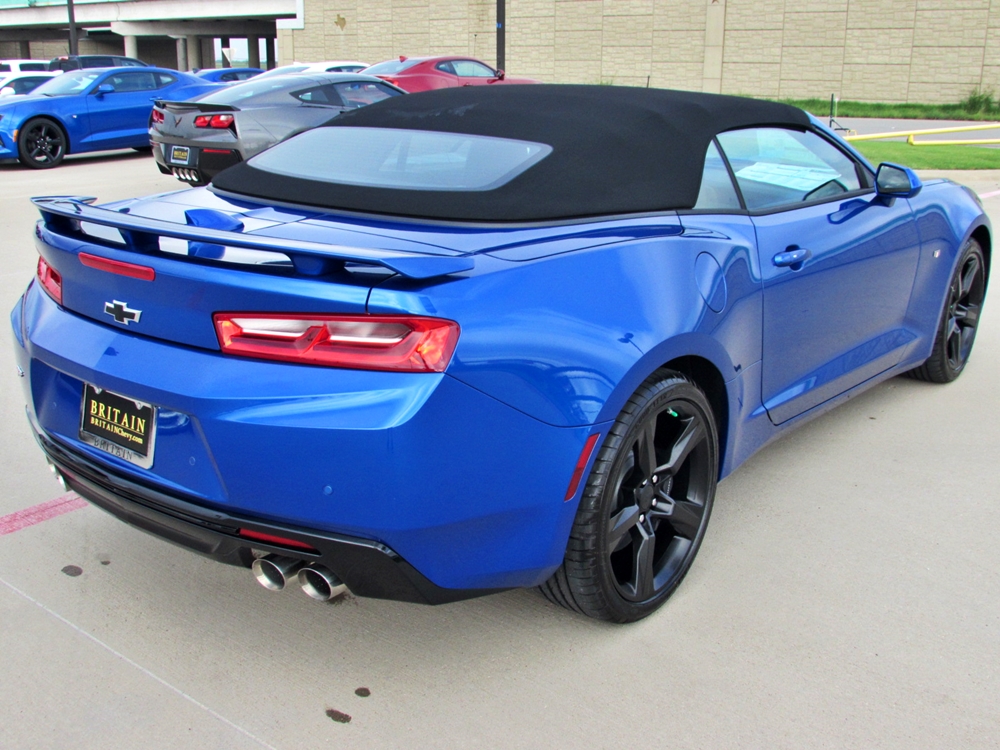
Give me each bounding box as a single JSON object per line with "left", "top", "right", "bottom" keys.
{"left": 169, "top": 145, "right": 192, "bottom": 166}
{"left": 79, "top": 384, "right": 157, "bottom": 469}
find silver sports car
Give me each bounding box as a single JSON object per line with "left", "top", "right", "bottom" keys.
{"left": 150, "top": 73, "right": 405, "bottom": 185}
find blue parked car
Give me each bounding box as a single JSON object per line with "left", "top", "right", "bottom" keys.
{"left": 193, "top": 67, "right": 263, "bottom": 83}
{"left": 12, "top": 86, "right": 990, "bottom": 622}
{"left": 0, "top": 67, "right": 219, "bottom": 168}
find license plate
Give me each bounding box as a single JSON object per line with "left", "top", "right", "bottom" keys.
{"left": 79, "top": 384, "right": 156, "bottom": 469}
{"left": 169, "top": 145, "right": 190, "bottom": 165}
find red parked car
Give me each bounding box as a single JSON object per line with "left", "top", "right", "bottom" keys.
{"left": 363, "top": 55, "right": 538, "bottom": 92}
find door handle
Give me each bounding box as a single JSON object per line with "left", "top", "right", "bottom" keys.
{"left": 772, "top": 247, "right": 812, "bottom": 268}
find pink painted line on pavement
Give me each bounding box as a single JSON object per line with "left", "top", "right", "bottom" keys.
{"left": 978, "top": 189, "right": 1000, "bottom": 200}
{"left": 0, "top": 494, "right": 88, "bottom": 536}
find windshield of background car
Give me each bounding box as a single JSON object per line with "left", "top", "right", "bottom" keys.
{"left": 248, "top": 127, "right": 553, "bottom": 191}
{"left": 32, "top": 70, "right": 101, "bottom": 96}
{"left": 362, "top": 59, "right": 425, "bottom": 75}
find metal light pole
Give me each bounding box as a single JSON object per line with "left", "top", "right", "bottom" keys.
{"left": 496, "top": 0, "right": 505, "bottom": 71}
{"left": 67, "top": 0, "right": 78, "bottom": 55}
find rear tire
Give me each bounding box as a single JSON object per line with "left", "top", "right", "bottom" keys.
{"left": 540, "top": 369, "right": 719, "bottom": 623}
{"left": 907, "top": 239, "right": 987, "bottom": 383}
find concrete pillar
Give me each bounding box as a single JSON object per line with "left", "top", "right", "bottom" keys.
{"left": 187, "top": 36, "right": 201, "bottom": 70}
{"left": 702, "top": 0, "right": 726, "bottom": 94}
{"left": 201, "top": 38, "right": 215, "bottom": 68}
{"left": 264, "top": 36, "right": 275, "bottom": 70}
{"left": 18, "top": 40, "right": 30, "bottom": 58}
{"left": 220, "top": 36, "right": 231, "bottom": 67}
{"left": 247, "top": 35, "right": 260, "bottom": 68}
{"left": 176, "top": 36, "right": 188, "bottom": 72}
{"left": 124, "top": 35, "right": 138, "bottom": 59}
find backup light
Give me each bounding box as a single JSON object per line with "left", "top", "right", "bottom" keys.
{"left": 194, "top": 114, "right": 235, "bottom": 129}
{"left": 36, "top": 256, "right": 62, "bottom": 305}
{"left": 214, "top": 313, "right": 460, "bottom": 372}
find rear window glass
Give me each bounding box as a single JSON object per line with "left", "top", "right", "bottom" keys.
{"left": 363, "top": 58, "right": 423, "bottom": 75}
{"left": 333, "top": 81, "right": 402, "bottom": 107}
{"left": 248, "top": 126, "right": 553, "bottom": 191}
{"left": 197, "top": 77, "right": 302, "bottom": 105}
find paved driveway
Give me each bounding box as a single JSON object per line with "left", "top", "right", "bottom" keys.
{"left": 1, "top": 154, "right": 998, "bottom": 749}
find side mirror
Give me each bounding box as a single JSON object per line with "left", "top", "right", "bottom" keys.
{"left": 0, "top": 86, "right": 14, "bottom": 97}
{"left": 94, "top": 83, "right": 115, "bottom": 97}
{"left": 494, "top": 69, "right": 505, "bottom": 80}
{"left": 875, "top": 162, "right": 922, "bottom": 199}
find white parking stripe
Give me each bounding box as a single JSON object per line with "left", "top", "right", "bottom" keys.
{"left": 0, "top": 575, "right": 281, "bottom": 750}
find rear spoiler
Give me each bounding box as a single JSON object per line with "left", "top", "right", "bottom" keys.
{"left": 32, "top": 197, "right": 474, "bottom": 280}
{"left": 154, "top": 100, "right": 240, "bottom": 113}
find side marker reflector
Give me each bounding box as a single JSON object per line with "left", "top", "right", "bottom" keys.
{"left": 565, "top": 433, "right": 601, "bottom": 501}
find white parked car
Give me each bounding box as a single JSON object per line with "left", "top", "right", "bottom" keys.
{"left": 0, "top": 59, "right": 50, "bottom": 73}
{"left": 254, "top": 61, "right": 370, "bottom": 78}
{"left": 0, "top": 71, "right": 59, "bottom": 97}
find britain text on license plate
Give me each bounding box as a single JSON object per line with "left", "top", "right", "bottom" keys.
{"left": 170, "top": 145, "right": 190, "bottom": 165}
{"left": 79, "top": 384, "right": 157, "bottom": 469}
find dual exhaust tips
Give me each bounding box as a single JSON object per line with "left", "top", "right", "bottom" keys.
{"left": 251, "top": 554, "right": 347, "bottom": 602}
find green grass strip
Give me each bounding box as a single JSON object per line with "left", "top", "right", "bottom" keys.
{"left": 781, "top": 97, "right": 1000, "bottom": 122}
{"left": 851, "top": 141, "right": 1000, "bottom": 170}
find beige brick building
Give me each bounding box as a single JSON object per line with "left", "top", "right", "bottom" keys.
{"left": 278, "top": 0, "right": 1000, "bottom": 103}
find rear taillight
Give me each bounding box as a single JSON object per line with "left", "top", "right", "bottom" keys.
{"left": 151, "top": 109, "right": 164, "bottom": 124}
{"left": 194, "top": 114, "right": 235, "bottom": 129}
{"left": 36, "top": 256, "right": 62, "bottom": 305}
{"left": 214, "top": 313, "right": 460, "bottom": 372}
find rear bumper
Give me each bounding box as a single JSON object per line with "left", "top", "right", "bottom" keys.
{"left": 13, "top": 283, "right": 599, "bottom": 593}
{"left": 35, "top": 427, "right": 491, "bottom": 604}
{"left": 151, "top": 138, "right": 242, "bottom": 180}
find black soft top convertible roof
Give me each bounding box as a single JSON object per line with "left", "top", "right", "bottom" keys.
{"left": 211, "top": 85, "right": 811, "bottom": 222}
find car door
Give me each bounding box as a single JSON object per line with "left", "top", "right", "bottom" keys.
{"left": 85, "top": 70, "right": 176, "bottom": 150}
{"left": 716, "top": 127, "right": 921, "bottom": 425}
{"left": 451, "top": 59, "right": 500, "bottom": 86}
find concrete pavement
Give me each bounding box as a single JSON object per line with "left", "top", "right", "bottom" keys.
{"left": 1, "top": 153, "right": 998, "bottom": 749}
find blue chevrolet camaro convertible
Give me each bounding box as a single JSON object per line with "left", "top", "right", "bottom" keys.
{"left": 0, "top": 67, "right": 219, "bottom": 168}
{"left": 11, "top": 87, "right": 990, "bottom": 622}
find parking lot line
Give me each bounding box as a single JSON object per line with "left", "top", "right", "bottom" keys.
{"left": 0, "top": 494, "right": 87, "bottom": 536}
{"left": 978, "top": 189, "right": 1000, "bottom": 200}
{"left": 0, "top": 574, "right": 281, "bottom": 750}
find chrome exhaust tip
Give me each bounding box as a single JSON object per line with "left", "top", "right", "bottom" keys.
{"left": 251, "top": 554, "right": 304, "bottom": 592}
{"left": 298, "top": 564, "right": 347, "bottom": 602}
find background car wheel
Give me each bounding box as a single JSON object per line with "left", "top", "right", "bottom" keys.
{"left": 540, "top": 369, "right": 719, "bottom": 622}
{"left": 907, "top": 239, "right": 987, "bottom": 383}
{"left": 17, "top": 117, "right": 67, "bottom": 169}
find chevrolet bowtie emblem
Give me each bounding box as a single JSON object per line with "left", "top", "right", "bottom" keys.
{"left": 104, "top": 300, "right": 141, "bottom": 325}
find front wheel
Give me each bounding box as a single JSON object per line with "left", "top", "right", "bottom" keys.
{"left": 17, "top": 117, "right": 67, "bottom": 169}
{"left": 540, "top": 370, "right": 719, "bottom": 622}
{"left": 907, "top": 239, "right": 987, "bottom": 383}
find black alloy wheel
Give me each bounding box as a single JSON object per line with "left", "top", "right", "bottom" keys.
{"left": 908, "top": 239, "right": 988, "bottom": 383}
{"left": 540, "top": 370, "right": 718, "bottom": 622}
{"left": 17, "top": 117, "right": 67, "bottom": 169}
